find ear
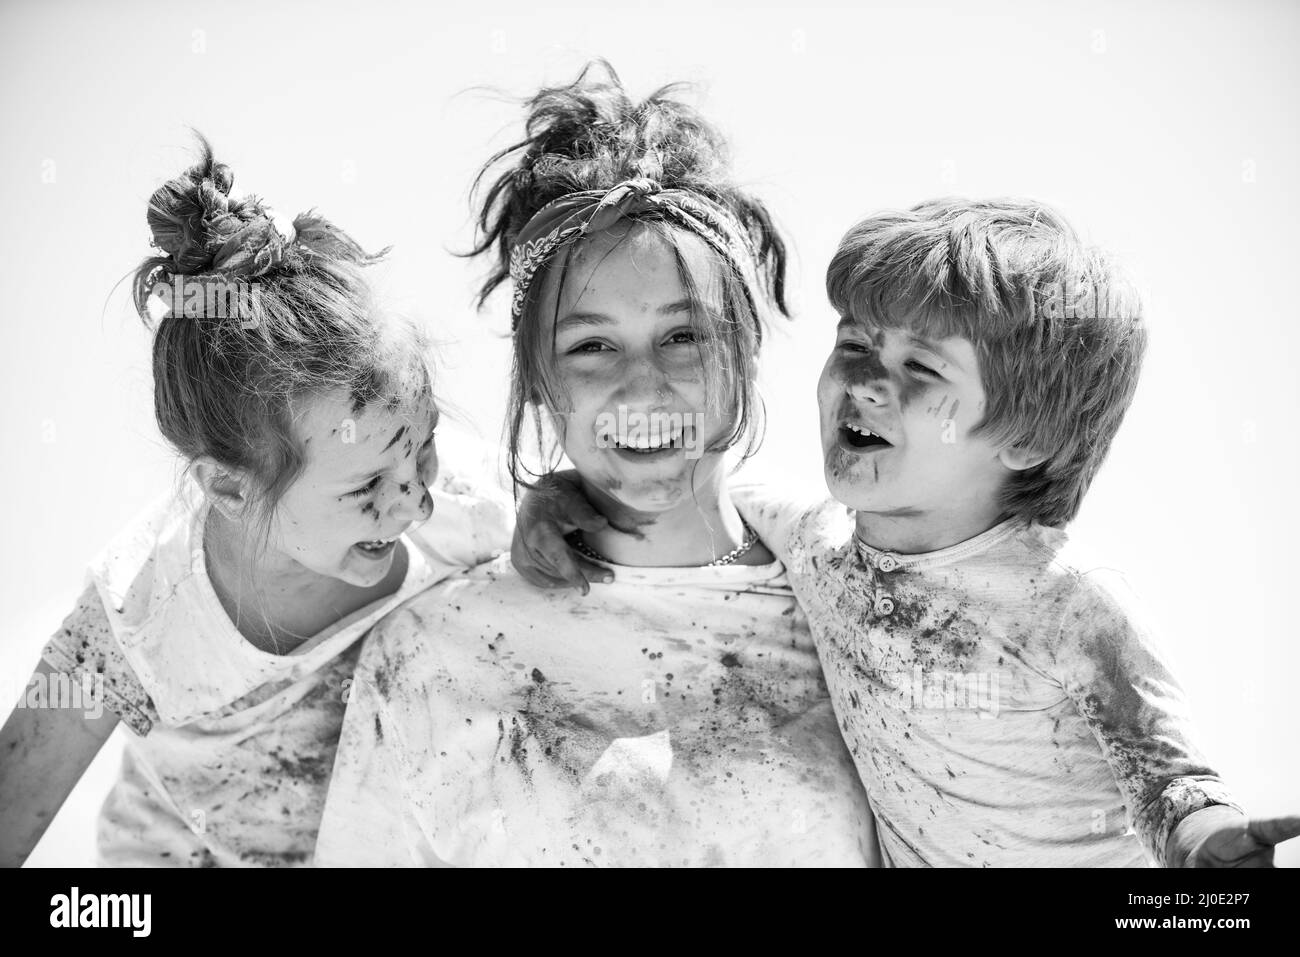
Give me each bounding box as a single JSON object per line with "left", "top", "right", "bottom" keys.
{"left": 191, "top": 457, "right": 252, "bottom": 520}
{"left": 998, "top": 446, "right": 1049, "bottom": 472}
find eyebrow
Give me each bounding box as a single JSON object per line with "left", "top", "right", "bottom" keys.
{"left": 905, "top": 333, "right": 964, "bottom": 371}
{"left": 555, "top": 312, "right": 613, "bottom": 333}
{"left": 341, "top": 467, "right": 381, "bottom": 487}
{"left": 556, "top": 300, "right": 697, "bottom": 333}
{"left": 658, "top": 299, "right": 694, "bottom": 316}
{"left": 837, "top": 317, "right": 965, "bottom": 371}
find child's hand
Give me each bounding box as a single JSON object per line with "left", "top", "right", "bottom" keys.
{"left": 1168, "top": 805, "right": 1300, "bottom": 867}
{"left": 513, "top": 470, "right": 615, "bottom": 594}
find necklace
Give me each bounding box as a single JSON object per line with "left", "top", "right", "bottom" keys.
{"left": 571, "top": 519, "right": 760, "bottom": 567}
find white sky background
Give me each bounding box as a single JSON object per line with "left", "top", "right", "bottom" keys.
{"left": 1, "top": 0, "right": 1296, "bottom": 865}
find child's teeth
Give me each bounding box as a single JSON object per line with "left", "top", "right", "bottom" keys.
{"left": 618, "top": 430, "right": 682, "bottom": 450}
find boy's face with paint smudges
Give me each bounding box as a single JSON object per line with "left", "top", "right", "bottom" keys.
{"left": 261, "top": 388, "right": 437, "bottom": 587}
{"left": 538, "top": 225, "right": 735, "bottom": 516}
{"left": 818, "top": 311, "right": 1018, "bottom": 533}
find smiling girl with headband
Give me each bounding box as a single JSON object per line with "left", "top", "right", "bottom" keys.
{"left": 315, "top": 63, "right": 878, "bottom": 866}
{"left": 0, "top": 138, "right": 510, "bottom": 867}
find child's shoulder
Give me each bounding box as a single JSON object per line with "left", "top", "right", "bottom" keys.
{"left": 1001, "top": 522, "right": 1127, "bottom": 587}
{"left": 41, "top": 482, "right": 204, "bottom": 735}
{"left": 431, "top": 426, "right": 510, "bottom": 500}
{"left": 89, "top": 477, "right": 206, "bottom": 624}
{"left": 1010, "top": 523, "right": 1155, "bottom": 646}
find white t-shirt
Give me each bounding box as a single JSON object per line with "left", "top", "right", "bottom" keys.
{"left": 42, "top": 462, "right": 510, "bottom": 867}
{"left": 314, "top": 553, "right": 880, "bottom": 867}
{"left": 733, "top": 486, "right": 1239, "bottom": 867}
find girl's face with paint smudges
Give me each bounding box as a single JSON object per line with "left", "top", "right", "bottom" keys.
{"left": 538, "top": 225, "right": 735, "bottom": 515}
{"left": 818, "top": 312, "right": 1015, "bottom": 527}
{"left": 260, "top": 388, "right": 437, "bottom": 587}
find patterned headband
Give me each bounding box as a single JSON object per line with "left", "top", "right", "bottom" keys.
{"left": 506, "top": 177, "right": 760, "bottom": 331}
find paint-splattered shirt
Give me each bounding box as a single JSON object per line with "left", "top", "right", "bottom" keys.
{"left": 41, "top": 460, "right": 510, "bottom": 868}
{"left": 733, "top": 488, "right": 1239, "bottom": 867}
{"left": 314, "top": 554, "right": 879, "bottom": 867}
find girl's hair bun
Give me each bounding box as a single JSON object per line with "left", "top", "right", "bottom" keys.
{"left": 133, "top": 135, "right": 387, "bottom": 323}
{"left": 146, "top": 134, "right": 263, "bottom": 276}
{"left": 469, "top": 60, "right": 788, "bottom": 314}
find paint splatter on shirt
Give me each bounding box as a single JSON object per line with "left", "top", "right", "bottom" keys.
{"left": 315, "top": 554, "right": 879, "bottom": 867}
{"left": 41, "top": 462, "right": 510, "bottom": 867}
{"left": 734, "top": 487, "right": 1239, "bottom": 867}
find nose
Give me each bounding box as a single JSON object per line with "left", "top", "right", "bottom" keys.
{"left": 846, "top": 375, "right": 890, "bottom": 406}
{"left": 615, "top": 356, "right": 674, "bottom": 409}
{"left": 387, "top": 464, "right": 434, "bottom": 524}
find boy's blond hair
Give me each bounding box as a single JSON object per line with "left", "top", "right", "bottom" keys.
{"left": 827, "top": 198, "right": 1145, "bottom": 527}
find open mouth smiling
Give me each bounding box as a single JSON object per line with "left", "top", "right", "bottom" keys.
{"left": 837, "top": 420, "right": 893, "bottom": 453}
{"left": 602, "top": 421, "right": 696, "bottom": 458}
{"left": 353, "top": 534, "right": 401, "bottom": 558}
{"left": 612, "top": 429, "right": 683, "bottom": 452}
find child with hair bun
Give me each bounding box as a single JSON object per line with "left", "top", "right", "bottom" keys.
{"left": 315, "top": 64, "right": 877, "bottom": 867}
{"left": 0, "top": 138, "right": 511, "bottom": 867}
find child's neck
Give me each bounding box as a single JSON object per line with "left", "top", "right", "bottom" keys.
{"left": 853, "top": 499, "right": 1011, "bottom": 555}
{"left": 203, "top": 509, "right": 404, "bottom": 654}
{"left": 581, "top": 476, "right": 772, "bottom": 568}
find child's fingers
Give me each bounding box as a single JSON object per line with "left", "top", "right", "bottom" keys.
{"left": 548, "top": 486, "right": 608, "bottom": 535}
{"left": 574, "top": 557, "right": 614, "bottom": 586}
{"left": 604, "top": 518, "right": 647, "bottom": 540}
{"left": 510, "top": 530, "right": 571, "bottom": 590}
{"left": 571, "top": 509, "right": 609, "bottom": 534}
{"left": 1246, "top": 815, "right": 1300, "bottom": 847}
{"left": 511, "top": 548, "right": 560, "bottom": 589}
{"left": 533, "top": 546, "right": 583, "bottom": 591}
{"left": 520, "top": 528, "right": 594, "bottom": 594}
{"left": 550, "top": 548, "right": 604, "bottom": 594}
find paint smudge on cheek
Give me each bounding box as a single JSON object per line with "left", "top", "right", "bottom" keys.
{"left": 823, "top": 445, "right": 867, "bottom": 485}
{"left": 666, "top": 369, "right": 703, "bottom": 386}
{"left": 926, "top": 393, "right": 955, "bottom": 419}
{"left": 897, "top": 375, "right": 931, "bottom": 410}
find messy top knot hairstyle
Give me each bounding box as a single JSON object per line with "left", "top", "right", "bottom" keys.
{"left": 132, "top": 135, "right": 429, "bottom": 538}
{"left": 467, "top": 60, "right": 789, "bottom": 488}
{"left": 827, "top": 197, "right": 1146, "bottom": 528}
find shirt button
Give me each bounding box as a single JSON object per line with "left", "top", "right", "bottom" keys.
{"left": 875, "top": 595, "right": 895, "bottom": 616}
{"left": 878, "top": 554, "right": 899, "bottom": 573}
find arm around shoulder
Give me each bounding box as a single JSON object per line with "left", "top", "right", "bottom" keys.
{"left": 730, "top": 478, "right": 827, "bottom": 566}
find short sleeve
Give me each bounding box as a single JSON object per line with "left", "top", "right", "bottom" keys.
{"left": 1053, "top": 567, "right": 1240, "bottom": 865}
{"left": 41, "top": 581, "right": 158, "bottom": 736}
{"left": 731, "top": 480, "right": 825, "bottom": 565}
{"left": 405, "top": 433, "right": 513, "bottom": 571}
{"left": 409, "top": 482, "right": 512, "bottom": 572}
